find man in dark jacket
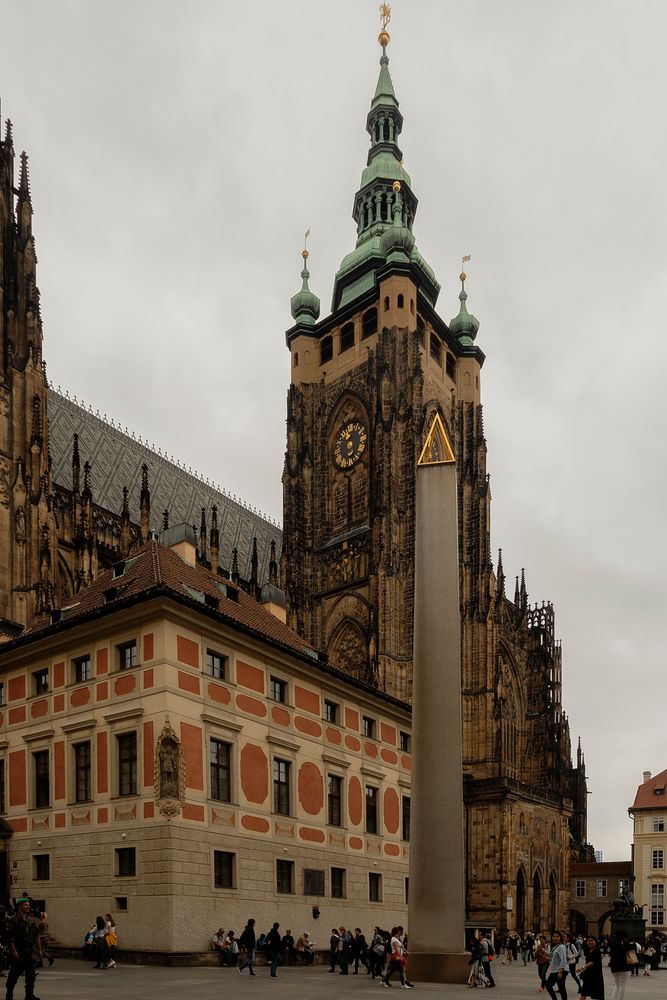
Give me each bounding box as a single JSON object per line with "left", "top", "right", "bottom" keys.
{"left": 6, "top": 897, "right": 41, "bottom": 1000}
{"left": 267, "top": 922, "right": 282, "bottom": 978}
{"left": 238, "top": 918, "right": 257, "bottom": 976}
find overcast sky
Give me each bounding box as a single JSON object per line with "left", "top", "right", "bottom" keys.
{"left": 3, "top": 1, "right": 665, "bottom": 861}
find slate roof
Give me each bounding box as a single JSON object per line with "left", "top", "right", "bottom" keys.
{"left": 19, "top": 540, "right": 313, "bottom": 661}
{"left": 629, "top": 769, "right": 667, "bottom": 811}
{"left": 47, "top": 388, "right": 281, "bottom": 582}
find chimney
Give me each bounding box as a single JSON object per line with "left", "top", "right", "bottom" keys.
{"left": 643, "top": 771, "right": 652, "bottom": 783}
{"left": 160, "top": 522, "right": 197, "bottom": 567}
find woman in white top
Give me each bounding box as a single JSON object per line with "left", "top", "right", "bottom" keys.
{"left": 546, "top": 932, "right": 569, "bottom": 1000}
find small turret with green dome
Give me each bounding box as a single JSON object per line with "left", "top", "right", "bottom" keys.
{"left": 449, "top": 270, "right": 480, "bottom": 348}
{"left": 290, "top": 246, "right": 320, "bottom": 328}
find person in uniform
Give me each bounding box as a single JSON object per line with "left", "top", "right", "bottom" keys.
{"left": 5, "top": 897, "right": 41, "bottom": 1000}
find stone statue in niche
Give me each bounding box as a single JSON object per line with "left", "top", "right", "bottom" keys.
{"left": 15, "top": 506, "right": 26, "bottom": 541}
{"left": 154, "top": 721, "right": 185, "bottom": 818}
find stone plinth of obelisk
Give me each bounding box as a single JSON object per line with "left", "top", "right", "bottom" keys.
{"left": 407, "top": 414, "right": 469, "bottom": 982}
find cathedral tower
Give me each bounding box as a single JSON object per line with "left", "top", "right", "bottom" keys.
{"left": 282, "top": 27, "right": 484, "bottom": 701}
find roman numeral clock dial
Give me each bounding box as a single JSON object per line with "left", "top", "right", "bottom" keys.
{"left": 333, "top": 421, "right": 368, "bottom": 470}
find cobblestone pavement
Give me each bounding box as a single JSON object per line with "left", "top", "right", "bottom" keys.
{"left": 17, "top": 957, "right": 666, "bottom": 1000}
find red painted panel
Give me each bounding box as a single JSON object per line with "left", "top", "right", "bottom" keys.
{"left": 325, "top": 727, "right": 342, "bottom": 745}
{"left": 143, "top": 668, "right": 154, "bottom": 689}
{"left": 53, "top": 694, "right": 65, "bottom": 713}
{"left": 236, "top": 660, "right": 265, "bottom": 693}
{"left": 298, "top": 762, "right": 324, "bottom": 815}
{"left": 114, "top": 674, "right": 136, "bottom": 696}
{"left": 295, "top": 716, "right": 322, "bottom": 738}
{"left": 345, "top": 735, "right": 361, "bottom": 752}
{"left": 54, "top": 813, "right": 66, "bottom": 829}
{"left": 384, "top": 843, "right": 400, "bottom": 857}
{"left": 143, "top": 721, "right": 154, "bottom": 788}
{"left": 176, "top": 635, "right": 199, "bottom": 668}
{"left": 381, "top": 748, "right": 398, "bottom": 765}
{"left": 96, "top": 681, "right": 109, "bottom": 702}
{"left": 294, "top": 685, "right": 320, "bottom": 716}
{"left": 380, "top": 723, "right": 397, "bottom": 746}
{"left": 10, "top": 818, "right": 27, "bottom": 833}
{"left": 31, "top": 699, "right": 49, "bottom": 718}
{"left": 208, "top": 682, "right": 230, "bottom": 705}
{"left": 182, "top": 803, "right": 205, "bottom": 822}
{"left": 364, "top": 741, "right": 378, "bottom": 758}
{"left": 177, "top": 670, "right": 200, "bottom": 695}
{"left": 144, "top": 801, "right": 155, "bottom": 819}
{"left": 97, "top": 807, "right": 108, "bottom": 823}
{"left": 53, "top": 661, "right": 65, "bottom": 688}
{"left": 345, "top": 708, "right": 359, "bottom": 731}
{"left": 54, "top": 741, "right": 65, "bottom": 800}
{"left": 8, "top": 676, "right": 25, "bottom": 702}
{"left": 271, "top": 706, "right": 290, "bottom": 727}
{"left": 70, "top": 687, "right": 91, "bottom": 707}
{"left": 236, "top": 694, "right": 267, "bottom": 718}
{"left": 383, "top": 787, "right": 400, "bottom": 835}
{"left": 241, "top": 814, "right": 270, "bottom": 833}
{"left": 143, "top": 633, "right": 154, "bottom": 661}
{"left": 240, "top": 744, "right": 269, "bottom": 804}
{"left": 180, "top": 722, "right": 204, "bottom": 790}
{"left": 96, "top": 648, "right": 108, "bottom": 675}
{"left": 299, "top": 826, "right": 325, "bottom": 843}
{"left": 9, "top": 750, "right": 26, "bottom": 806}
{"left": 401, "top": 754, "right": 412, "bottom": 770}
{"left": 96, "top": 732, "right": 108, "bottom": 794}
{"left": 8, "top": 707, "right": 26, "bottom": 725}
{"left": 348, "top": 775, "right": 362, "bottom": 826}
{"left": 349, "top": 835, "right": 363, "bottom": 850}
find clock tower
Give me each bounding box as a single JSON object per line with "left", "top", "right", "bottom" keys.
{"left": 282, "top": 26, "right": 484, "bottom": 701}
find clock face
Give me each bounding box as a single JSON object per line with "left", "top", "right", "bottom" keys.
{"left": 333, "top": 421, "right": 368, "bottom": 470}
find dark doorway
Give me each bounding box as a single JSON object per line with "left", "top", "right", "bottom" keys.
{"left": 516, "top": 868, "right": 526, "bottom": 933}
{"left": 533, "top": 870, "right": 542, "bottom": 934}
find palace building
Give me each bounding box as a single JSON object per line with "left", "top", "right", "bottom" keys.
{"left": 0, "top": 19, "right": 590, "bottom": 951}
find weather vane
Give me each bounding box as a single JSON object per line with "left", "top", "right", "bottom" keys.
{"left": 380, "top": 4, "right": 392, "bottom": 31}
{"left": 461, "top": 253, "right": 471, "bottom": 280}
{"left": 303, "top": 228, "right": 311, "bottom": 260}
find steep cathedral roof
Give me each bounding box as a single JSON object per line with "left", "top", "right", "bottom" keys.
{"left": 47, "top": 388, "right": 281, "bottom": 582}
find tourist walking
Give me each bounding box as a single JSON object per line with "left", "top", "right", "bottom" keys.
{"left": 329, "top": 928, "right": 341, "bottom": 972}
{"left": 577, "top": 935, "right": 604, "bottom": 1000}
{"left": 565, "top": 933, "right": 581, "bottom": 990}
{"left": 238, "top": 918, "right": 257, "bottom": 975}
{"left": 382, "top": 927, "right": 412, "bottom": 988}
{"left": 545, "top": 930, "right": 568, "bottom": 1000}
{"left": 479, "top": 931, "right": 496, "bottom": 988}
{"left": 536, "top": 934, "right": 551, "bottom": 991}
{"left": 267, "top": 921, "right": 282, "bottom": 977}
{"left": 609, "top": 930, "right": 630, "bottom": 1000}
{"left": 5, "top": 897, "right": 41, "bottom": 1000}
{"left": 104, "top": 912, "right": 117, "bottom": 968}
{"left": 369, "top": 927, "right": 386, "bottom": 980}
{"left": 338, "top": 926, "right": 352, "bottom": 974}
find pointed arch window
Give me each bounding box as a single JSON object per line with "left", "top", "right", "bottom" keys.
{"left": 362, "top": 308, "right": 378, "bottom": 339}
{"left": 320, "top": 336, "right": 333, "bottom": 365}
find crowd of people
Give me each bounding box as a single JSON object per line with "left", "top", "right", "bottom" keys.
{"left": 468, "top": 928, "right": 667, "bottom": 998}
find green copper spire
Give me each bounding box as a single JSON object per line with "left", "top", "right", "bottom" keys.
{"left": 449, "top": 270, "right": 480, "bottom": 347}
{"left": 290, "top": 244, "right": 320, "bottom": 327}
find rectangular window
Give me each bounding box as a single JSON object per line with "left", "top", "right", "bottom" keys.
{"left": 33, "top": 854, "right": 50, "bottom": 881}
{"left": 328, "top": 774, "right": 342, "bottom": 827}
{"left": 117, "top": 733, "right": 137, "bottom": 796}
{"left": 324, "top": 700, "right": 339, "bottom": 724}
{"left": 445, "top": 352, "right": 457, "bottom": 381}
{"left": 576, "top": 879, "right": 586, "bottom": 898}
{"left": 366, "top": 785, "right": 378, "bottom": 835}
{"left": 73, "top": 654, "right": 92, "bottom": 683}
{"left": 430, "top": 333, "right": 442, "bottom": 365}
{"left": 652, "top": 849, "right": 664, "bottom": 870}
{"left": 117, "top": 641, "right": 137, "bottom": 670}
{"left": 34, "top": 750, "right": 49, "bottom": 809}
{"left": 206, "top": 649, "right": 226, "bottom": 680}
{"left": 303, "top": 869, "right": 325, "bottom": 896}
{"left": 210, "top": 739, "right": 231, "bottom": 802}
{"left": 273, "top": 759, "right": 290, "bottom": 815}
{"left": 399, "top": 731, "right": 411, "bottom": 753}
{"left": 74, "top": 741, "right": 92, "bottom": 803}
{"left": 213, "top": 850, "right": 235, "bottom": 889}
{"left": 0, "top": 682, "right": 5, "bottom": 707}
{"left": 33, "top": 669, "right": 49, "bottom": 695}
{"left": 0, "top": 759, "right": 5, "bottom": 815}
{"left": 115, "top": 847, "right": 136, "bottom": 877}
{"left": 596, "top": 879, "right": 607, "bottom": 898}
{"left": 402, "top": 795, "right": 411, "bottom": 842}
{"left": 369, "top": 872, "right": 382, "bottom": 902}
{"left": 276, "top": 859, "right": 293, "bottom": 894}
{"left": 618, "top": 878, "right": 629, "bottom": 896}
{"left": 650, "top": 910, "right": 665, "bottom": 926}
{"left": 331, "top": 867, "right": 346, "bottom": 899}
{"left": 362, "top": 716, "right": 375, "bottom": 739}
{"left": 654, "top": 817, "right": 665, "bottom": 833}
{"left": 115, "top": 896, "right": 128, "bottom": 911}
{"left": 269, "top": 677, "right": 287, "bottom": 703}
{"left": 651, "top": 883, "right": 665, "bottom": 926}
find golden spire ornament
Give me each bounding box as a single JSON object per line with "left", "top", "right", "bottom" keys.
{"left": 379, "top": 3, "right": 391, "bottom": 48}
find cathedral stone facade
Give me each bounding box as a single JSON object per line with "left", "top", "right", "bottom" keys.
{"left": 0, "top": 27, "right": 590, "bottom": 938}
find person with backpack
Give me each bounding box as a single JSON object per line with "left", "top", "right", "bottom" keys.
{"left": 238, "top": 917, "right": 257, "bottom": 975}
{"left": 369, "top": 926, "right": 386, "bottom": 980}
{"left": 565, "top": 933, "right": 581, "bottom": 990}
{"left": 479, "top": 931, "right": 496, "bottom": 988}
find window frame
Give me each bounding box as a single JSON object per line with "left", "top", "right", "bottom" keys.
{"left": 205, "top": 648, "right": 227, "bottom": 681}
{"left": 361, "top": 715, "right": 376, "bottom": 740}
{"left": 324, "top": 699, "right": 339, "bottom": 725}
{"left": 303, "top": 868, "right": 325, "bottom": 896}
{"left": 117, "top": 640, "right": 138, "bottom": 671}
{"left": 596, "top": 879, "right": 608, "bottom": 898}
{"left": 210, "top": 738, "right": 232, "bottom": 803}
{"left": 365, "top": 784, "right": 379, "bottom": 835}
{"left": 213, "top": 850, "right": 235, "bottom": 889}
{"left": 32, "top": 668, "right": 49, "bottom": 696}
{"left": 327, "top": 773, "right": 343, "bottom": 827}
{"left": 320, "top": 336, "right": 333, "bottom": 365}
{"left": 33, "top": 854, "right": 50, "bottom": 881}
{"left": 72, "top": 653, "right": 92, "bottom": 684}
{"left": 33, "top": 749, "right": 50, "bottom": 809}
{"left": 269, "top": 676, "right": 288, "bottom": 704}
{"left": 331, "top": 866, "right": 346, "bottom": 899}
{"left": 653, "top": 817, "right": 665, "bottom": 833}
{"left": 575, "top": 879, "right": 586, "bottom": 898}
{"left": 115, "top": 847, "right": 137, "bottom": 878}
{"left": 73, "top": 740, "right": 92, "bottom": 803}
{"left": 276, "top": 858, "right": 294, "bottom": 894}
{"left": 368, "top": 871, "right": 383, "bottom": 902}
{"left": 117, "top": 731, "right": 138, "bottom": 797}
{"left": 402, "top": 795, "right": 411, "bottom": 842}
{"left": 339, "top": 322, "right": 355, "bottom": 354}
{"left": 652, "top": 849, "right": 664, "bottom": 870}
{"left": 399, "top": 731, "right": 411, "bottom": 753}
{"left": 273, "top": 758, "right": 291, "bottom": 816}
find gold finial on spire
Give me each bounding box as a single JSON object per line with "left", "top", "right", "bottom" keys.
{"left": 379, "top": 3, "right": 391, "bottom": 48}
{"left": 461, "top": 253, "right": 471, "bottom": 282}
{"left": 303, "top": 227, "right": 311, "bottom": 261}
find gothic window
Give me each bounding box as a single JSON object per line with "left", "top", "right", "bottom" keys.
{"left": 429, "top": 333, "right": 442, "bottom": 365}
{"left": 397, "top": 293, "right": 404, "bottom": 309}
{"left": 446, "top": 352, "right": 456, "bottom": 381}
{"left": 328, "top": 620, "right": 368, "bottom": 681}
{"left": 320, "top": 336, "right": 333, "bottom": 365}
{"left": 293, "top": 352, "right": 299, "bottom": 367}
{"left": 362, "top": 307, "right": 378, "bottom": 339}
{"left": 384, "top": 296, "right": 390, "bottom": 312}
{"left": 340, "top": 322, "right": 355, "bottom": 353}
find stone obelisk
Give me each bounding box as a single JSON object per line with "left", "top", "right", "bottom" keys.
{"left": 407, "top": 413, "right": 469, "bottom": 982}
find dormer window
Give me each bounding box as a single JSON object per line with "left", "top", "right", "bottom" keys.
{"left": 340, "top": 323, "right": 355, "bottom": 353}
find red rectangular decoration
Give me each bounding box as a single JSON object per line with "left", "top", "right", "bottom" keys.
{"left": 9, "top": 750, "right": 26, "bottom": 807}
{"left": 143, "top": 633, "right": 154, "bottom": 661}
{"left": 176, "top": 635, "right": 199, "bottom": 668}
{"left": 54, "top": 741, "right": 65, "bottom": 800}
{"left": 96, "top": 732, "right": 108, "bottom": 794}
{"left": 8, "top": 676, "right": 25, "bottom": 702}
{"left": 180, "top": 722, "right": 204, "bottom": 790}
{"left": 96, "top": 648, "right": 108, "bottom": 675}
{"left": 143, "top": 721, "right": 154, "bottom": 788}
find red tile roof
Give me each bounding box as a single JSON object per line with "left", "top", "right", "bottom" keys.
{"left": 570, "top": 861, "right": 632, "bottom": 876}
{"left": 629, "top": 768, "right": 667, "bottom": 811}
